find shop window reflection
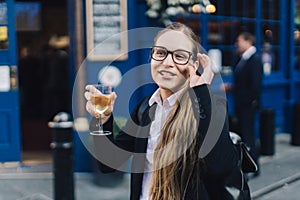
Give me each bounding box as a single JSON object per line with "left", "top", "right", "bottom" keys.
{"left": 262, "top": 23, "right": 280, "bottom": 45}
{"left": 0, "top": 1, "right": 7, "bottom": 24}
{"left": 0, "top": 26, "right": 8, "bottom": 49}
{"left": 295, "top": 0, "right": 300, "bottom": 70}
{"left": 261, "top": 42, "right": 278, "bottom": 75}
{"left": 210, "top": 0, "right": 256, "bottom": 18}
{"left": 207, "top": 20, "right": 256, "bottom": 46}
{"left": 208, "top": 21, "right": 221, "bottom": 45}
{"left": 221, "top": 0, "right": 232, "bottom": 16}
{"left": 0, "top": 1, "right": 8, "bottom": 50}
{"left": 262, "top": 0, "right": 280, "bottom": 20}
{"left": 235, "top": 0, "right": 255, "bottom": 18}
{"left": 295, "top": 48, "right": 300, "bottom": 70}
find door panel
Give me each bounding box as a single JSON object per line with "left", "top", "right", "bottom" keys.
{"left": 0, "top": 96, "right": 21, "bottom": 161}
{"left": 0, "top": 92, "right": 21, "bottom": 162}
{"left": 0, "top": 0, "right": 21, "bottom": 162}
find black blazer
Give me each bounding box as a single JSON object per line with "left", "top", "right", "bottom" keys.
{"left": 91, "top": 85, "right": 239, "bottom": 200}
{"left": 233, "top": 53, "right": 263, "bottom": 109}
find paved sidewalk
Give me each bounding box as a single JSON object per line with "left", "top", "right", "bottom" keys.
{"left": 0, "top": 133, "right": 299, "bottom": 200}
{"left": 248, "top": 133, "right": 300, "bottom": 200}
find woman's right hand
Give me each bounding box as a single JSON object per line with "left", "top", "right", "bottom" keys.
{"left": 188, "top": 53, "right": 214, "bottom": 87}
{"left": 84, "top": 85, "right": 117, "bottom": 123}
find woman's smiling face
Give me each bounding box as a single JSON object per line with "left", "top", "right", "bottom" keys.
{"left": 151, "top": 30, "right": 197, "bottom": 97}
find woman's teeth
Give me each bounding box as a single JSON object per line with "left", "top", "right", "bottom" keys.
{"left": 160, "top": 71, "right": 175, "bottom": 76}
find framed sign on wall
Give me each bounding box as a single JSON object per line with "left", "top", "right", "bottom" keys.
{"left": 85, "top": 0, "right": 128, "bottom": 61}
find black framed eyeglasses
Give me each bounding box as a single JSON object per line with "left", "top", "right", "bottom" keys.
{"left": 150, "top": 46, "right": 193, "bottom": 65}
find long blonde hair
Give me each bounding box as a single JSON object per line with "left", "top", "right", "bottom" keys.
{"left": 150, "top": 23, "right": 203, "bottom": 199}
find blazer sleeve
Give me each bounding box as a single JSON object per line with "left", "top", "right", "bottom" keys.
{"left": 189, "top": 84, "right": 239, "bottom": 199}
{"left": 90, "top": 97, "right": 150, "bottom": 173}
{"left": 249, "top": 54, "right": 263, "bottom": 107}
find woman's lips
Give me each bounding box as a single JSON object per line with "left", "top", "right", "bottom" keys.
{"left": 158, "top": 70, "right": 176, "bottom": 77}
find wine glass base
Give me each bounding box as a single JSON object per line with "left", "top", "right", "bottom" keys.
{"left": 90, "top": 130, "right": 112, "bottom": 136}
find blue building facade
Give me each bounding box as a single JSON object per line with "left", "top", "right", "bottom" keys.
{"left": 1, "top": 0, "right": 300, "bottom": 171}
{"left": 77, "top": 0, "right": 300, "bottom": 132}
{"left": 70, "top": 0, "right": 300, "bottom": 170}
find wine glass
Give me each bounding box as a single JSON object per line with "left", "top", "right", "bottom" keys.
{"left": 90, "top": 84, "right": 113, "bottom": 136}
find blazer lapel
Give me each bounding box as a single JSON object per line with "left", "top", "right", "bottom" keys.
{"left": 235, "top": 58, "right": 246, "bottom": 73}
{"left": 130, "top": 103, "right": 156, "bottom": 199}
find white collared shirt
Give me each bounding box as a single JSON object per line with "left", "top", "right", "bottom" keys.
{"left": 139, "top": 88, "right": 183, "bottom": 200}
{"left": 241, "top": 46, "right": 257, "bottom": 60}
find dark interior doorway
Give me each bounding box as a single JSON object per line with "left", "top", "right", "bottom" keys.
{"left": 16, "top": 0, "right": 70, "bottom": 163}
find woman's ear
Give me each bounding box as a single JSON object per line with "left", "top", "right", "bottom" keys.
{"left": 193, "top": 60, "right": 199, "bottom": 70}
{"left": 193, "top": 60, "right": 202, "bottom": 76}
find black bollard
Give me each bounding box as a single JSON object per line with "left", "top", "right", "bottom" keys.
{"left": 260, "top": 108, "right": 275, "bottom": 155}
{"left": 48, "top": 112, "right": 74, "bottom": 200}
{"left": 291, "top": 103, "right": 300, "bottom": 146}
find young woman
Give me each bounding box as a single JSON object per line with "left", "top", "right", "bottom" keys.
{"left": 85, "top": 22, "right": 243, "bottom": 200}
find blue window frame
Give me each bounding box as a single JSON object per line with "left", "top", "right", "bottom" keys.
{"left": 172, "top": 0, "right": 291, "bottom": 131}
{"left": 175, "top": 0, "right": 286, "bottom": 77}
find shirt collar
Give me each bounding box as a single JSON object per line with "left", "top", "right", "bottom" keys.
{"left": 242, "top": 46, "right": 256, "bottom": 60}
{"left": 149, "top": 88, "right": 184, "bottom": 107}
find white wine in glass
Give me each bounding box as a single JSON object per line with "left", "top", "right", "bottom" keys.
{"left": 91, "top": 94, "right": 111, "bottom": 115}
{"left": 90, "top": 84, "right": 113, "bottom": 135}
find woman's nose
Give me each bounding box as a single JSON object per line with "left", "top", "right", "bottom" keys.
{"left": 162, "top": 53, "right": 175, "bottom": 66}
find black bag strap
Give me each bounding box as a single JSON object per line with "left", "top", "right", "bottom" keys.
{"left": 229, "top": 131, "right": 258, "bottom": 173}
{"left": 240, "top": 142, "right": 258, "bottom": 173}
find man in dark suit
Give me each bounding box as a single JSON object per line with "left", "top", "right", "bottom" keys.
{"left": 224, "top": 32, "right": 263, "bottom": 177}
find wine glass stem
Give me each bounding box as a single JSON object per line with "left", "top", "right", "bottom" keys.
{"left": 98, "top": 114, "right": 103, "bottom": 133}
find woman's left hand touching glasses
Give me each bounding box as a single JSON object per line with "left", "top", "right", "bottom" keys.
{"left": 188, "top": 53, "right": 214, "bottom": 87}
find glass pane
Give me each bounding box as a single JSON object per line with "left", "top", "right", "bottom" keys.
{"left": 0, "top": 0, "right": 7, "bottom": 24}
{"left": 295, "top": 0, "right": 300, "bottom": 46}
{"left": 208, "top": 21, "right": 221, "bottom": 45}
{"left": 221, "top": 0, "right": 232, "bottom": 16}
{"left": 296, "top": 0, "right": 300, "bottom": 26}
{"left": 234, "top": 1, "right": 243, "bottom": 17}
{"left": 222, "top": 20, "right": 236, "bottom": 45}
{"left": 0, "top": 1, "right": 8, "bottom": 49}
{"left": 295, "top": 29, "right": 300, "bottom": 45}
{"left": 222, "top": 48, "right": 237, "bottom": 67}
{"left": 207, "top": 20, "right": 256, "bottom": 45}
{"left": 232, "top": 21, "right": 256, "bottom": 35}
{"left": 209, "top": 0, "right": 230, "bottom": 16}
{"left": 0, "top": 25, "right": 8, "bottom": 49}
{"left": 236, "top": 0, "right": 256, "bottom": 18}
{"left": 262, "top": 0, "right": 280, "bottom": 20}
{"left": 248, "top": 1, "right": 256, "bottom": 18}
{"left": 211, "top": 0, "right": 256, "bottom": 17}
{"left": 175, "top": 17, "right": 201, "bottom": 36}
{"left": 272, "top": 48, "right": 280, "bottom": 71}
{"left": 261, "top": 23, "right": 280, "bottom": 45}
{"left": 295, "top": 48, "right": 300, "bottom": 70}
{"left": 207, "top": 20, "right": 239, "bottom": 46}
{"left": 262, "top": 43, "right": 278, "bottom": 73}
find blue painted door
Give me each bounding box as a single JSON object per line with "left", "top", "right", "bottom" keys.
{"left": 0, "top": 0, "right": 21, "bottom": 162}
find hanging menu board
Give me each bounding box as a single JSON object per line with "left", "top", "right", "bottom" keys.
{"left": 86, "top": 0, "right": 128, "bottom": 61}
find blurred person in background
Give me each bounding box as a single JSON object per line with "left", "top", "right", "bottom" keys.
{"left": 222, "top": 32, "right": 263, "bottom": 177}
